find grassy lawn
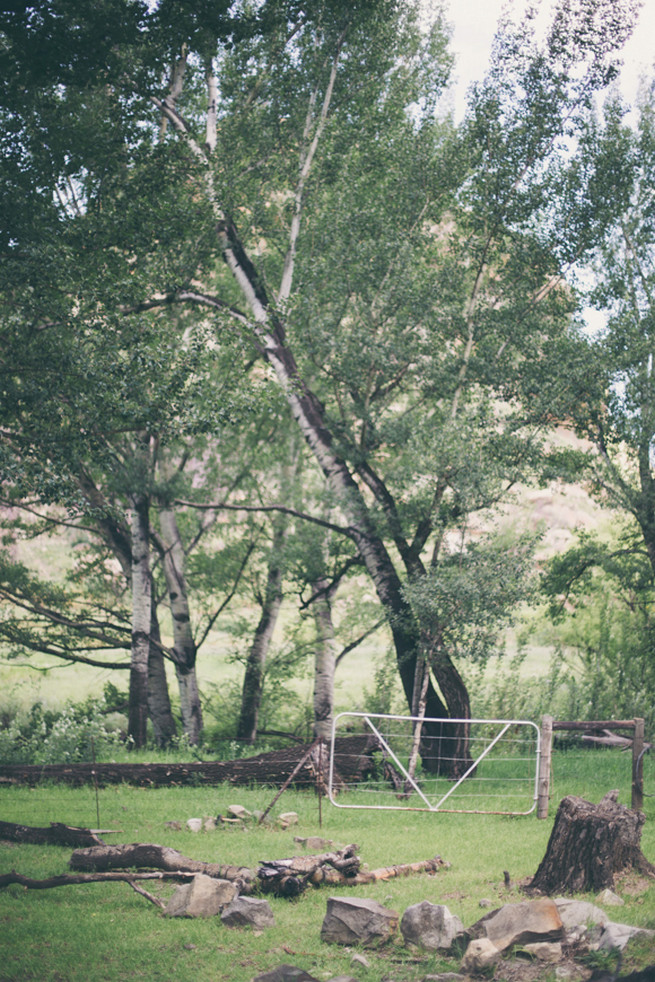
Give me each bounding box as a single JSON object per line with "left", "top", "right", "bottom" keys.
{"left": 1, "top": 750, "right": 654, "bottom": 982}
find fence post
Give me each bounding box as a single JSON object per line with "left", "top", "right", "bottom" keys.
{"left": 632, "top": 718, "right": 644, "bottom": 812}
{"left": 537, "top": 714, "right": 553, "bottom": 819}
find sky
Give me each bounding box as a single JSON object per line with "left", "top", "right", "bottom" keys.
{"left": 441, "top": 0, "right": 655, "bottom": 118}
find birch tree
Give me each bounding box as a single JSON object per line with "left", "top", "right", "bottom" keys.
{"left": 1, "top": 0, "right": 639, "bottom": 773}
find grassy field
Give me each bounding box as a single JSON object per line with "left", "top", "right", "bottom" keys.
{"left": 1, "top": 749, "right": 654, "bottom": 982}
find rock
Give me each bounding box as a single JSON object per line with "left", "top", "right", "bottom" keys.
{"left": 279, "top": 811, "right": 299, "bottom": 828}
{"left": 294, "top": 836, "right": 335, "bottom": 851}
{"left": 400, "top": 901, "right": 464, "bottom": 952}
{"left": 554, "top": 898, "right": 609, "bottom": 942}
{"left": 522, "top": 942, "right": 563, "bottom": 963}
{"left": 461, "top": 938, "right": 501, "bottom": 972}
{"left": 164, "top": 873, "right": 238, "bottom": 918}
{"left": 350, "top": 953, "right": 370, "bottom": 968}
{"left": 252, "top": 966, "right": 321, "bottom": 982}
{"left": 186, "top": 817, "right": 202, "bottom": 833}
{"left": 164, "top": 820, "right": 182, "bottom": 831}
{"left": 218, "top": 815, "right": 244, "bottom": 826}
{"left": 596, "top": 888, "right": 624, "bottom": 906}
{"left": 228, "top": 804, "right": 252, "bottom": 819}
{"left": 320, "top": 896, "right": 398, "bottom": 947}
{"left": 598, "top": 922, "right": 655, "bottom": 951}
{"left": 221, "top": 896, "right": 275, "bottom": 930}
{"left": 468, "top": 898, "right": 563, "bottom": 952}
{"left": 203, "top": 817, "right": 217, "bottom": 831}
{"left": 478, "top": 898, "right": 493, "bottom": 909}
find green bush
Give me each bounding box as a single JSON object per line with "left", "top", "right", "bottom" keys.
{"left": 0, "top": 697, "right": 123, "bottom": 765}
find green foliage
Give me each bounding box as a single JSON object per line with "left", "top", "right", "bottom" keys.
{"left": 0, "top": 697, "right": 123, "bottom": 765}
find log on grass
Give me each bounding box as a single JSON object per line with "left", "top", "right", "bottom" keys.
{"left": 530, "top": 790, "right": 655, "bottom": 895}
{"left": 0, "top": 821, "right": 106, "bottom": 847}
{"left": 69, "top": 842, "right": 255, "bottom": 892}
{"left": 0, "top": 735, "right": 380, "bottom": 789}
{"left": 0, "top": 870, "right": 195, "bottom": 890}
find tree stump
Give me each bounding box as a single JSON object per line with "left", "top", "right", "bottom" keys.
{"left": 530, "top": 791, "right": 655, "bottom": 895}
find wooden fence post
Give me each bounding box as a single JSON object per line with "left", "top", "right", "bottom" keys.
{"left": 537, "top": 714, "right": 553, "bottom": 819}
{"left": 632, "top": 718, "right": 644, "bottom": 812}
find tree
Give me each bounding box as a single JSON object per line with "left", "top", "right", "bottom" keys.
{"left": 0, "top": 0, "right": 639, "bottom": 772}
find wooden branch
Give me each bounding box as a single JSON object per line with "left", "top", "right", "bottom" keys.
{"left": 127, "top": 879, "right": 166, "bottom": 909}
{"left": 0, "top": 821, "right": 106, "bottom": 847}
{"left": 69, "top": 843, "right": 255, "bottom": 892}
{"left": 0, "top": 870, "right": 194, "bottom": 890}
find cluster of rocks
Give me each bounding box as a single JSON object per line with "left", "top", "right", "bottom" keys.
{"left": 165, "top": 805, "right": 300, "bottom": 833}
{"left": 162, "top": 864, "right": 653, "bottom": 981}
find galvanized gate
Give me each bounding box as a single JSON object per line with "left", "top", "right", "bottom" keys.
{"left": 328, "top": 712, "right": 541, "bottom": 815}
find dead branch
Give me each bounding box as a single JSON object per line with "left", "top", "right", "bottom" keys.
{"left": 0, "top": 821, "right": 107, "bottom": 847}
{"left": 0, "top": 870, "right": 194, "bottom": 890}
{"left": 69, "top": 842, "right": 255, "bottom": 892}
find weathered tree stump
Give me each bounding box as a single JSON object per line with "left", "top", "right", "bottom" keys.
{"left": 530, "top": 791, "right": 655, "bottom": 895}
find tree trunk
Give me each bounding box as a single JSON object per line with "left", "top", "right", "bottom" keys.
{"left": 147, "top": 602, "right": 177, "bottom": 747}
{"left": 128, "top": 493, "right": 151, "bottom": 748}
{"left": 420, "top": 648, "right": 473, "bottom": 778}
{"left": 312, "top": 575, "right": 337, "bottom": 742}
{"left": 158, "top": 505, "right": 203, "bottom": 744}
{"left": 530, "top": 791, "right": 655, "bottom": 895}
{"left": 236, "top": 517, "right": 286, "bottom": 743}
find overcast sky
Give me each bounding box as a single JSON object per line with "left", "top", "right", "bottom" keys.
{"left": 442, "top": 0, "right": 655, "bottom": 118}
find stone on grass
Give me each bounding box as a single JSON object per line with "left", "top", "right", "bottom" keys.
{"left": 596, "top": 888, "right": 624, "bottom": 906}
{"left": 461, "top": 938, "right": 501, "bottom": 972}
{"left": 522, "top": 942, "right": 562, "bottom": 963}
{"left": 252, "top": 966, "right": 320, "bottom": 982}
{"left": 203, "top": 817, "right": 217, "bottom": 832}
{"left": 554, "top": 898, "right": 609, "bottom": 943}
{"left": 186, "top": 817, "right": 202, "bottom": 833}
{"left": 598, "top": 922, "right": 655, "bottom": 951}
{"left": 221, "top": 896, "right": 275, "bottom": 930}
{"left": 400, "top": 901, "right": 464, "bottom": 952}
{"left": 294, "top": 836, "right": 335, "bottom": 851}
{"left": 164, "top": 873, "right": 237, "bottom": 918}
{"left": 468, "top": 898, "right": 563, "bottom": 952}
{"left": 320, "top": 896, "right": 398, "bottom": 948}
{"left": 279, "top": 811, "right": 299, "bottom": 828}
{"left": 228, "top": 804, "right": 252, "bottom": 819}
{"left": 350, "top": 953, "right": 370, "bottom": 969}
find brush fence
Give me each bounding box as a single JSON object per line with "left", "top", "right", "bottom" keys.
{"left": 328, "top": 712, "right": 540, "bottom": 815}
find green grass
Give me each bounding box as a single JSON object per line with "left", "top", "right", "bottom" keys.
{"left": 1, "top": 750, "right": 655, "bottom": 982}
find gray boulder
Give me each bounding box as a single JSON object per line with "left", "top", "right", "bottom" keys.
{"left": 221, "top": 896, "right": 275, "bottom": 930}
{"left": 164, "top": 873, "right": 237, "bottom": 918}
{"left": 468, "top": 898, "right": 563, "bottom": 952}
{"left": 598, "top": 922, "right": 655, "bottom": 951}
{"left": 461, "top": 938, "right": 501, "bottom": 972}
{"left": 400, "top": 901, "right": 464, "bottom": 952}
{"left": 320, "top": 896, "right": 398, "bottom": 947}
{"left": 252, "top": 966, "right": 320, "bottom": 982}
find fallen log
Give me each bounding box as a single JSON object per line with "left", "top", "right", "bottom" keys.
{"left": 0, "top": 821, "right": 107, "bottom": 847}
{"left": 0, "top": 870, "right": 194, "bottom": 890}
{"left": 530, "top": 790, "right": 655, "bottom": 895}
{"left": 69, "top": 842, "right": 255, "bottom": 893}
{"left": 258, "top": 843, "right": 361, "bottom": 897}
{"left": 0, "top": 735, "right": 380, "bottom": 789}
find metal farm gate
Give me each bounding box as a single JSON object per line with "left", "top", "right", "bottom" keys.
{"left": 328, "top": 712, "right": 541, "bottom": 815}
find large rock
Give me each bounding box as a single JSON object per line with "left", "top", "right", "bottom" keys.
{"left": 468, "top": 898, "right": 563, "bottom": 952}
{"left": 461, "top": 938, "right": 501, "bottom": 972}
{"left": 252, "top": 966, "right": 320, "bottom": 982}
{"left": 554, "top": 898, "right": 609, "bottom": 942}
{"left": 221, "top": 896, "right": 275, "bottom": 930}
{"left": 320, "top": 896, "right": 398, "bottom": 947}
{"left": 400, "top": 901, "right": 464, "bottom": 951}
{"left": 164, "top": 873, "right": 238, "bottom": 918}
{"left": 598, "top": 922, "right": 655, "bottom": 951}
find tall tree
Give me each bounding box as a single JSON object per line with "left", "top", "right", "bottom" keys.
{"left": 0, "top": 0, "right": 639, "bottom": 772}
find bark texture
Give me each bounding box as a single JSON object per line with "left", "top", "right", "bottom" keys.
{"left": 128, "top": 491, "right": 151, "bottom": 748}
{"left": 0, "top": 734, "right": 380, "bottom": 788}
{"left": 530, "top": 791, "right": 655, "bottom": 895}
{"left": 0, "top": 821, "right": 104, "bottom": 847}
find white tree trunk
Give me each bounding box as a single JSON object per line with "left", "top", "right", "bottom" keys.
{"left": 311, "top": 576, "right": 337, "bottom": 742}
{"left": 129, "top": 493, "right": 151, "bottom": 748}
{"left": 158, "top": 505, "right": 203, "bottom": 744}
